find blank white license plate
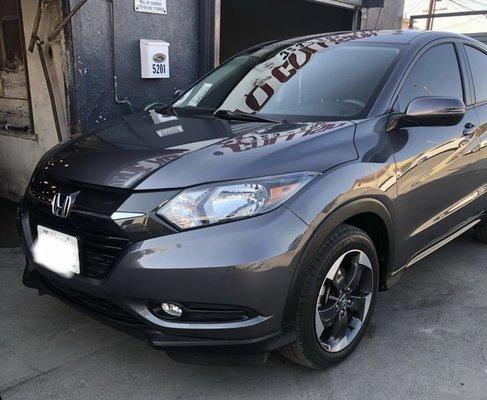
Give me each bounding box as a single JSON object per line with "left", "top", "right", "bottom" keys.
{"left": 32, "top": 225, "right": 80, "bottom": 277}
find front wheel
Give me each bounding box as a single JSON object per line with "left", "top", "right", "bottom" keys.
{"left": 280, "top": 224, "right": 379, "bottom": 369}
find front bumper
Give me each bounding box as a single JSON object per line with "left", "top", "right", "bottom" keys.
{"left": 20, "top": 205, "right": 309, "bottom": 353}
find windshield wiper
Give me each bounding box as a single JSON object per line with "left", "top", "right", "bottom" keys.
{"left": 213, "top": 109, "right": 280, "bottom": 124}
{"left": 164, "top": 104, "right": 179, "bottom": 117}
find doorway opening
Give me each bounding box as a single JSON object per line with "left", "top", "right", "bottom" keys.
{"left": 219, "top": 0, "right": 357, "bottom": 63}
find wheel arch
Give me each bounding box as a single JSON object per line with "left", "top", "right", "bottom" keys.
{"left": 283, "top": 197, "right": 395, "bottom": 327}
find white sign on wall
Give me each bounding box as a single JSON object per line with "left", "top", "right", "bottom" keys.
{"left": 140, "top": 39, "right": 170, "bottom": 79}
{"left": 134, "top": 0, "right": 167, "bottom": 15}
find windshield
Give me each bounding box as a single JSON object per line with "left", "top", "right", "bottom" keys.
{"left": 173, "top": 34, "right": 401, "bottom": 121}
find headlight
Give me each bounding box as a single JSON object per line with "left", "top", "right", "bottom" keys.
{"left": 157, "top": 172, "right": 318, "bottom": 230}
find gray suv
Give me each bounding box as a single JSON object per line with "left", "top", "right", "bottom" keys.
{"left": 20, "top": 30, "right": 487, "bottom": 369}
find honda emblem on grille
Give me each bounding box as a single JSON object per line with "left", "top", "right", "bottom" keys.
{"left": 51, "top": 192, "right": 79, "bottom": 218}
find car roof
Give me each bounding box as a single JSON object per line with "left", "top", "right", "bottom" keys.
{"left": 275, "top": 29, "right": 473, "bottom": 47}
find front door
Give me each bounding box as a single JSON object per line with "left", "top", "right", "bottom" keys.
{"left": 390, "top": 42, "right": 481, "bottom": 260}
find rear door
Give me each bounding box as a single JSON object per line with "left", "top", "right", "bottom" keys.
{"left": 391, "top": 42, "right": 481, "bottom": 258}
{"left": 463, "top": 44, "right": 487, "bottom": 212}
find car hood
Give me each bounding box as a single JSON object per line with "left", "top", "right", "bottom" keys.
{"left": 39, "top": 111, "right": 358, "bottom": 190}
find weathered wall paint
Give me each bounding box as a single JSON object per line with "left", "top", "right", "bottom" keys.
{"left": 68, "top": 0, "right": 200, "bottom": 133}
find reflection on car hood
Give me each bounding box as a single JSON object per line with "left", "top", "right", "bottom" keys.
{"left": 38, "top": 111, "right": 358, "bottom": 190}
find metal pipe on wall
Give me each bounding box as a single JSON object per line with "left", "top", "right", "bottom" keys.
{"left": 107, "top": 0, "right": 134, "bottom": 113}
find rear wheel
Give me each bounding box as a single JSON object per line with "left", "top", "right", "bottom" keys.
{"left": 280, "top": 224, "right": 379, "bottom": 369}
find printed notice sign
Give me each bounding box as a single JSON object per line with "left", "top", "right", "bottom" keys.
{"left": 135, "top": 0, "right": 167, "bottom": 15}
{"left": 187, "top": 83, "right": 213, "bottom": 107}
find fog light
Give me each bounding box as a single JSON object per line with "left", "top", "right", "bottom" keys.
{"left": 161, "top": 302, "right": 183, "bottom": 318}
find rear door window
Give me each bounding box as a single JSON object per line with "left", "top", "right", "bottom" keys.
{"left": 465, "top": 45, "right": 487, "bottom": 104}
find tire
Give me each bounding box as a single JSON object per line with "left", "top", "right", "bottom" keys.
{"left": 474, "top": 222, "right": 487, "bottom": 243}
{"left": 279, "top": 224, "right": 379, "bottom": 369}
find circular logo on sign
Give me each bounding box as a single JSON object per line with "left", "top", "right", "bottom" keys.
{"left": 153, "top": 53, "right": 166, "bottom": 63}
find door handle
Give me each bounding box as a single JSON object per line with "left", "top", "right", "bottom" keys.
{"left": 463, "top": 123, "right": 477, "bottom": 137}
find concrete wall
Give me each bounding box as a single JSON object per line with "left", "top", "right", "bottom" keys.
{"left": 0, "top": 0, "right": 68, "bottom": 201}
{"left": 68, "top": 0, "right": 200, "bottom": 133}
{"left": 362, "top": 0, "right": 405, "bottom": 30}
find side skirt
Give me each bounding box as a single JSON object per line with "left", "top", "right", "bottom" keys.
{"left": 388, "top": 217, "right": 482, "bottom": 282}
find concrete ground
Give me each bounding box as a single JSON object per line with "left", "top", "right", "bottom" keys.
{"left": 1, "top": 230, "right": 487, "bottom": 399}
{"left": 0, "top": 198, "right": 19, "bottom": 248}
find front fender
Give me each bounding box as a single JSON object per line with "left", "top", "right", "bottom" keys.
{"left": 282, "top": 163, "right": 397, "bottom": 326}
{"left": 285, "top": 161, "right": 397, "bottom": 227}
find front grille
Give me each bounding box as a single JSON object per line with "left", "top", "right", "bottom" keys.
{"left": 39, "top": 273, "right": 142, "bottom": 325}
{"left": 29, "top": 208, "right": 131, "bottom": 279}
{"left": 27, "top": 175, "right": 132, "bottom": 279}
{"left": 28, "top": 172, "right": 130, "bottom": 214}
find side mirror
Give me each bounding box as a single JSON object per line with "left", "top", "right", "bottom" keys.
{"left": 174, "top": 89, "right": 184, "bottom": 99}
{"left": 387, "top": 97, "right": 466, "bottom": 131}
